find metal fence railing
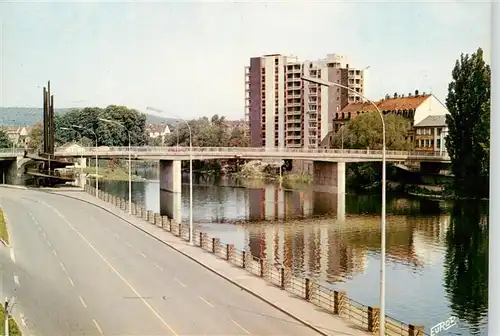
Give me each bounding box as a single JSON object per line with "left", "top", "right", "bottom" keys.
{"left": 84, "top": 184, "right": 426, "bottom": 336}
{"left": 46, "top": 146, "right": 450, "bottom": 161}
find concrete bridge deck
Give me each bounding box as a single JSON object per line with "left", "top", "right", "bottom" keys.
{"left": 52, "top": 146, "right": 450, "bottom": 163}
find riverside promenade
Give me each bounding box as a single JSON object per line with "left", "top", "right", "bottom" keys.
{"left": 49, "top": 186, "right": 425, "bottom": 336}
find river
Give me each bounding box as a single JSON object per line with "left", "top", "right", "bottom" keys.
{"left": 93, "top": 168, "right": 488, "bottom": 336}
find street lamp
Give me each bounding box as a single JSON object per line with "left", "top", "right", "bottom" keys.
{"left": 301, "top": 75, "right": 387, "bottom": 336}
{"left": 98, "top": 118, "right": 132, "bottom": 215}
{"left": 60, "top": 127, "right": 84, "bottom": 182}
{"left": 146, "top": 106, "right": 194, "bottom": 245}
{"left": 70, "top": 124, "right": 98, "bottom": 196}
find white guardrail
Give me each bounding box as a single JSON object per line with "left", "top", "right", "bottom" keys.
{"left": 0, "top": 147, "right": 451, "bottom": 161}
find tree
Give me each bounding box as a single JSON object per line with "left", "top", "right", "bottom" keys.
{"left": 445, "top": 48, "right": 490, "bottom": 198}
{"left": 331, "top": 112, "right": 414, "bottom": 150}
{"left": 28, "top": 121, "right": 43, "bottom": 150}
{"left": 0, "top": 128, "right": 12, "bottom": 148}
{"left": 53, "top": 105, "right": 148, "bottom": 147}
{"left": 331, "top": 111, "right": 413, "bottom": 191}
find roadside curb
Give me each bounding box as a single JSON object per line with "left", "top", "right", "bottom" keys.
{"left": 39, "top": 190, "right": 336, "bottom": 336}
{"left": 0, "top": 237, "right": 9, "bottom": 248}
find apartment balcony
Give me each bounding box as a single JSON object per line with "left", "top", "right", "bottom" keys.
{"left": 286, "top": 134, "right": 302, "bottom": 140}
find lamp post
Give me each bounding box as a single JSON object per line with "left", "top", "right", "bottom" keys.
{"left": 301, "top": 75, "right": 387, "bottom": 336}
{"left": 70, "top": 124, "right": 98, "bottom": 195}
{"left": 146, "top": 106, "right": 194, "bottom": 245}
{"left": 98, "top": 118, "right": 132, "bottom": 215}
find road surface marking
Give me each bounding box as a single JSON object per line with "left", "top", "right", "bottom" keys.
{"left": 14, "top": 275, "right": 19, "bottom": 286}
{"left": 173, "top": 278, "right": 186, "bottom": 287}
{"left": 198, "top": 296, "right": 214, "bottom": 308}
{"left": 47, "top": 240, "right": 51, "bottom": 247}
{"left": 53, "top": 250, "right": 57, "bottom": 257}
{"left": 10, "top": 249, "right": 15, "bottom": 263}
{"left": 43, "top": 202, "right": 179, "bottom": 336}
{"left": 79, "top": 295, "right": 87, "bottom": 308}
{"left": 125, "top": 241, "right": 132, "bottom": 248}
{"left": 42, "top": 232, "right": 46, "bottom": 239}
{"left": 92, "top": 319, "right": 104, "bottom": 335}
{"left": 113, "top": 233, "right": 120, "bottom": 239}
{"left": 68, "top": 276, "right": 75, "bottom": 287}
{"left": 38, "top": 226, "right": 42, "bottom": 231}
{"left": 140, "top": 252, "right": 147, "bottom": 259}
{"left": 155, "top": 263, "right": 163, "bottom": 271}
{"left": 60, "top": 262, "right": 66, "bottom": 272}
{"left": 232, "top": 320, "right": 251, "bottom": 334}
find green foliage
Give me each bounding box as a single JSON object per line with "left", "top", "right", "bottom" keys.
{"left": 444, "top": 201, "right": 488, "bottom": 332}
{"left": 445, "top": 48, "right": 490, "bottom": 198}
{"left": 49, "top": 105, "right": 148, "bottom": 147}
{"left": 28, "top": 121, "right": 43, "bottom": 150}
{"left": 0, "top": 127, "right": 13, "bottom": 148}
{"left": 163, "top": 115, "right": 249, "bottom": 148}
{"left": 331, "top": 112, "right": 412, "bottom": 191}
{"left": 331, "top": 111, "right": 414, "bottom": 150}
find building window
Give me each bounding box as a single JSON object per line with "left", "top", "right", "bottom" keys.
{"left": 437, "top": 139, "right": 441, "bottom": 149}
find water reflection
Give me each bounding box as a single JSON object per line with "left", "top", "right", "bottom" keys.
{"left": 444, "top": 201, "right": 488, "bottom": 334}
{"left": 93, "top": 178, "right": 488, "bottom": 335}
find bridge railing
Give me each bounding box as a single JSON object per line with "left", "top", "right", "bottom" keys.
{"left": 0, "top": 148, "right": 25, "bottom": 155}
{"left": 83, "top": 184, "right": 427, "bottom": 336}
{"left": 52, "top": 146, "right": 450, "bottom": 159}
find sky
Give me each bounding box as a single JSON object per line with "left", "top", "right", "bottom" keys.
{"left": 0, "top": 0, "right": 491, "bottom": 121}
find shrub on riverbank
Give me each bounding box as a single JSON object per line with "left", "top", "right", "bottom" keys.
{"left": 81, "top": 167, "right": 145, "bottom": 182}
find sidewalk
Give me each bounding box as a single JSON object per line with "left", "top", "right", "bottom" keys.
{"left": 51, "top": 190, "right": 370, "bottom": 336}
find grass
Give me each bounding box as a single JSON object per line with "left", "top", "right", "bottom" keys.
{"left": 0, "top": 207, "right": 9, "bottom": 245}
{"left": 0, "top": 305, "right": 22, "bottom": 336}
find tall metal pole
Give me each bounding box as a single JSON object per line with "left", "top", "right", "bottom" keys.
{"left": 301, "top": 76, "right": 386, "bottom": 335}
{"left": 95, "top": 136, "right": 99, "bottom": 197}
{"left": 128, "top": 132, "right": 132, "bottom": 214}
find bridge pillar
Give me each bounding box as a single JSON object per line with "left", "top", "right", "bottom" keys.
{"left": 312, "top": 161, "right": 346, "bottom": 194}
{"left": 312, "top": 161, "right": 346, "bottom": 220}
{"left": 159, "top": 160, "right": 182, "bottom": 223}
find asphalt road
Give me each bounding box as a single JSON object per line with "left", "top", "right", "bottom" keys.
{"left": 0, "top": 188, "right": 320, "bottom": 336}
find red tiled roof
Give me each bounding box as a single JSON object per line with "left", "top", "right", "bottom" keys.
{"left": 341, "top": 94, "right": 432, "bottom": 114}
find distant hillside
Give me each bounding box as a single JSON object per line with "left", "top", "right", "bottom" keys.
{"left": 0, "top": 107, "right": 179, "bottom": 126}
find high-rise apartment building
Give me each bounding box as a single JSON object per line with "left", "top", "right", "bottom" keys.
{"left": 245, "top": 53, "right": 366, "bottom": 148}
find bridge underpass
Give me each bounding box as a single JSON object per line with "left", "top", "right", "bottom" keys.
{"left": 159, "top": 159, "right": 347, "bottom": 223}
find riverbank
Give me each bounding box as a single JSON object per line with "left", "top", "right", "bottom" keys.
{"left": 81, "top": 167, "right": 146, "bottom": 182}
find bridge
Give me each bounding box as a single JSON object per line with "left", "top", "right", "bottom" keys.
{"left": 51, "top": 146, "right": 451, "bottom": 163}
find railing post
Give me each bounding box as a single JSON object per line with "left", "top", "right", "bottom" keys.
{"left": 200, "top": 232, "right": 203, "bottom": 248}
{"left": 242, "top": 251, "right": 246, "bottom": 268}
{"left": 305, "top": 278, "right": 310, "bottom": 300}
{"left": 228, "top": 244, "right": 234, "bottom": 261}
{"left": 333, "top": 290, "right": 346, "bottom": 315}
{"left": 226, "top": 244, "right": 230, "bottom": 260}
{"left": 212, "top": 238, "right": 219, "bottom": 254}
{"left": 178, "top": 223, "right": 182, "bottom": 237}
{"left": 280, "top": 267, "right": 285, "bottom": 290}
{"left": 259, "top": 259, "right": 264, "bottom": 277}
{"left": 367, "top": 306, "right": 380, "bottom": 333}
{"left": 408, "top": 325, "right": 425, "bottom": 336}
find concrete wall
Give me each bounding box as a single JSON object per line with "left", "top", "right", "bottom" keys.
{"left": 159, "top": 160, "right": 182, "bottom": 222}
